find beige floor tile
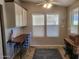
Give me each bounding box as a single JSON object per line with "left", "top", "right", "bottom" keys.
{"left": 23, "top": 47, "right": 36, "bottom": 59}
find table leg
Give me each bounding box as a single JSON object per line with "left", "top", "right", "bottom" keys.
{"left": 78, "top": 55, "right": 79, "bottom": 59}
{"left": 20, "top": 44, "right": 22, "bottom": 59}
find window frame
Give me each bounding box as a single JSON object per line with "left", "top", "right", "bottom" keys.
{"left": 32, "top": 14, "right": 45, "bottom": 37}
{"left": 32, "top": 13, "right": 60, "bottom": 38}
{"left": 70, "top": 8, "right": 79, "bottom": 34}
{"left": 46, "top": 14, "right": 60, "bottom": 37}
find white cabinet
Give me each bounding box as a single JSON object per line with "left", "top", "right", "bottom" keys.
{"left": 15, "top": 3, "right": 21, "bottom": 27}
{"left": 5, "top": 2, "right": 27, "bottom": 28}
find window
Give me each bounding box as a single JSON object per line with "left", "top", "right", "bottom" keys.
{"left": 46, "top": 14, "right": 59, "bottom": 37}
{"left": 70, "top": 8, "right": 79, "bottom": 34}
{"left": 32, "top": 15, "right": 44, "bottom": 37}
{"left": 32, "top": 14, "right": 59, "bottom": 37}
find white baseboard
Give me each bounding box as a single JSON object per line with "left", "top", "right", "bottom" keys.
{"left": 30, "top": 45, "right": 64, "bottom": 48}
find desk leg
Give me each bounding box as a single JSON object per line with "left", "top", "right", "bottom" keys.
{"left": 78, "top": 55, "right": 79, "bottom": 59}
{"left": 20, "top": 44, "right": 22, "bottom": 59}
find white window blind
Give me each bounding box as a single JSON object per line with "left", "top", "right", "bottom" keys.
{"left": 32, "top": 15, "right": 44, "bottom": 37}
{"left": 46, "top": 14, "right": 59, "bottom": 37}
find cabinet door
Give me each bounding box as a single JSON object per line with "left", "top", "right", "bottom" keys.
{"left": 15, "top": 3, "right": 20, "bottom": 27}
{"left": 24, "top": 10, "right": 27, "bottom": 26}
{"left": 19, "top": 6, "right": 23, "bottom": 26}
{"left": 23, "top": 9, "right": 27, "bottom": 26}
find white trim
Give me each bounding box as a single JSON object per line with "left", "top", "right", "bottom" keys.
{"left": 30, "top": 45, "right": 64, "bottom": 48}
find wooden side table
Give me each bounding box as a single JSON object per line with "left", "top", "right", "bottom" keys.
{"left": 64, "top": 38, "right": 79, "bottom": 59}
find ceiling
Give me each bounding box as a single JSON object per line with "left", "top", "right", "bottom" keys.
{"left": 21, "top": 0, "right": 76, "bottom": 6}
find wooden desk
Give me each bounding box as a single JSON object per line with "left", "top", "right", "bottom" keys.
{"left": 7, "top": 34, "right": 28, "bottom": 59}
{"left": 64, "top": 38, "right": 79, "bottom": 59}
{"left": 65, "top": 38, "right": 79, "bottom": 54}
{"left": 12, "top": 34, "right": 27, "bottom": 43}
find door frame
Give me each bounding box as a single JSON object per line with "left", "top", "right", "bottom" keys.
{"left": 0, "top": 5, "right": 7, "bottom": 59}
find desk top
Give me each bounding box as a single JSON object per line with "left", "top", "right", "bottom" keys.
{"left": 64, "top": 38, "right": 77, "bottom": 47}
{"left": 12, "top": 34, "right": 27, "bottom": 44}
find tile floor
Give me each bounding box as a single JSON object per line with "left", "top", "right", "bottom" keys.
{"left": 14, "top": 46, "right": 69, "bottom": 59}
